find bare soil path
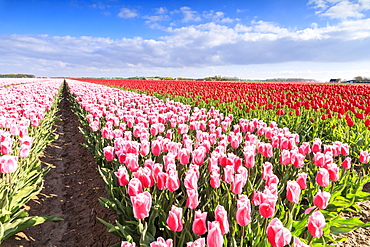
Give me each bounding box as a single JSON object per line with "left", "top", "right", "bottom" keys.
{"left": 3, "top": 85, "right": 119, "bottom": 247}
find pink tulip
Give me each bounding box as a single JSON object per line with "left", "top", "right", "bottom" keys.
{"left": 131, "top": 191, "right": 152, "bottom": 219}
{"left": 210, "top": 171, "right": 221, "bottom": 188}
{"left": 231, "top": 174, "right": 245, "bottom": 194}
{"left": 326, "top": 163, "right": 339, "bottom": 181}
{"left": 223, "top": 165, "right": 234, "bottom": 184}
{"left": 18, "top": 144, "right": 31, "bottom": 158}
{"left": 192, "top": 210, "right": 207, "bottom": 235}
{"left": 140, "top": 141, "right": 150, "bottom": 156}
{"left": 286, "top": 180, "right": 301, "bottom": 203}
{"left": 280, "top": 150, "right": 291, "bottom": 165}
{"left": 167, "top": 205, "right": 183, "bottom": 232}
{"left": 1, "top": 140, "right": 12, "bottom": 155}
{"left": 151, "top": 140, "right": 162, "bottom": 156}
{"left": 341, "top": 157, "right": 351, "bottom": 169}
{"left": 214, "top": 205, "right": 229, "bottom": 235}
{"left": 186, "top": 189, "right": 199, "bottom": 209}
{"left": 166, "top": 170, "right": 180, "bottom": 191}
{"left": 312, "top": 138, "right": 322, "bottom": 153}
{"left": 316, "top": 168, "right": 330, "bottom": 187}
{"left": 103, "top": 146, "right": 115, "bottom": 161}
{"left": 291, "top": 151, "right": 305, "bottom": 168}
{"left": 133, "top": 167, "right": 153, "bottom": 188}
{"left": 0, "top": 155, "right": 18, "bottom": 174}
{"left": 251, "top": 190, "right": 265, "bottom": 206}
{"left": 266, "top": 218, "right": 292, "bottom": 247}
{"left": 244, "top": 151, "right": 255, "bottom": 168}
{"left": 127, "top": 178, "right": 143, "bottom": 197}
{"left": 121, "top": 241, "right": 136, "bottom": 247}
{"left": 114, "top": 166, "right": 130, "bottom": 186}
{"left": 207, "top": 221, "right": 223, "bottom": 247}
{"left": 359, "top": 151, "right": 369, "bottom": 164}
{"left": 308, "top": 211, "right": 326, "bottom": 237}
{"left": 293, "top": 237, "right": 310, "bottom": 247}
{"left": 313, "top": 190, "right": 331, "bottom": 209}
{"left": 296, "top": 172, "right": 307, "bottom": 190}
{"left": 262, "top": 162, "right": 273, "bottom": 180}
{"left": 236, "top": 195, "right": 251, "bottom": 226}
{"left": 156, "top": 172, "right": 168, "bottom": 190}
{"left": 150, "top": 237, "right": 173, "bottom": 247}
{"left": 192, "top": 146, "right": 207, "bottom": 165}
{"left": 186, "top": 238, "right": 205, "bottom": 247}
{"left": 125, "top": 153, "right": 139, "bottom": 172}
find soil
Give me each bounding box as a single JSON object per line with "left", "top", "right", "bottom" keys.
{"left": 2, "top": 85, "right": 370, "bottom": 246}
{"left": 2, "top": 86, "right": 119, "bottom": 247}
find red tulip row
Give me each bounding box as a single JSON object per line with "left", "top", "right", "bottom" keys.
{"left": 67, "top": 79, "right": 369, "bottom": 247}
{"left": 75, "top": 79, "right": 370, "bottom": 127}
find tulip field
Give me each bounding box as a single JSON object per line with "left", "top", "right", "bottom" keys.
{"left": 1, "top": 78, "right": 370, "bottom": 246}
{"left": 0, "top": 79, "right": 63, "bottom": 242}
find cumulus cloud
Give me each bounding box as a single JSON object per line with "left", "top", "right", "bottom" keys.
{"left": 118, "top": 8, "right": 138, "bottom": 18}
{"left": 179, "top": 6, "right": 202, "bottom": 22}
{"left": 309, "top": 0, "right": 370, "bottom": 19}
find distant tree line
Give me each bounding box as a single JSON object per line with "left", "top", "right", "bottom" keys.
{"left": 0, "top": 74, "right": 35, "bottom": 78}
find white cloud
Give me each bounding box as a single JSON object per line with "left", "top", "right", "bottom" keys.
{"left": 309, "top": 0, "right": 370, "bottom": 19}
{"left": 179, "top": 6, "right": 202, "bottom": 22}
{"left": 155, "top": 7, "right": 167, "bottom": 15}
{"left": 118, "top": 8, "right": 138, "bottom": 18}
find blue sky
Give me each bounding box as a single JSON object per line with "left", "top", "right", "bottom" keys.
{"left": 1, "top": 0, "right": 370, "bottom": 81}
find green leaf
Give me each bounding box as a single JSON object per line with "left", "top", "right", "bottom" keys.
{"left": 1, "top": 216, "right": 63, "bottom": 241}
{"left": 330, "top": 216, "right": 366, "bottom": 235}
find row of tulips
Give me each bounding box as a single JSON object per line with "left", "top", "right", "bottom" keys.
{"left": 67, "top": 79, "right": 370, "bottom": 247}
{"left": 0, "top": 78, "right": 52, "bottom": 88}
{"left": 0, "top": 79, "right": 64, "bottom": 243}
{"left": 77, "top": 79, "right": 370, "bottom": 162}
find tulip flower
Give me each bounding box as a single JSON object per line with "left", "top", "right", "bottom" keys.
{"left": 341, "top": 157, "right": 351, "bottom": 169}
{"left": 316, "top": 168, "right": 330, "bottom": 187}
{"left": 236, "top": 195, "right": 251, "bottom": 226}
{"left": 0, "top": 155, "right": 19, "bottom": 174}
{"left": 186, "top": 238, "right": 205, "bottom": 247}
{"left": 207, "top": 221, "right": 223, "bottom": 247}
{"left": 186, "top": 188, "right": 199, "bottom": 209}
{"left": 296, "top": 172, "right": 307, "bottom": 190}
{"left": 166, "top": 205, "right": 183, "bottom": 232}
{"left": 114, "top": 166, "right": 130, "bottom": 186}
{"left": 130, "top": 191, "right": 152, "bottom": 219}
{"left": 359, "top": 151, "right": 369, "bottom": 164}
{"left": 150, "top": 237, "right": 173, "bottom": 247}
{"left": 308, "top": 211, "right": 326, "bottom": 237}
{"left": 266, "top": 218, "right": 292, "bottom": 247}
{"left": 313, "top": 190, "right": 331, "bottom": 209}
{"left": 127, "top": 178, "right": 143, "bottom": 197}
{"left": 214, "top": 205, "right": 229, "bottom": 235}
{"left": 121, "top": 241, "right": 136, "bottom": 247}
{"left": 286, "top": 180, "right": 301, "bottom": 203}
{"left": 293, "top": 237, "right": 309, "bottom": 247}
{"left": 166, "top": 170, "right": 180, "bottom": 191}
{"left": 192, "top": 210, "right": 207, "bottom": 235}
